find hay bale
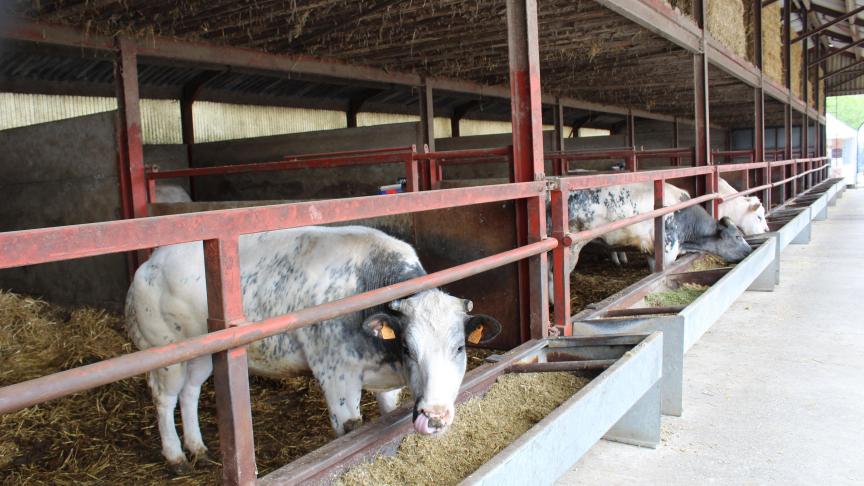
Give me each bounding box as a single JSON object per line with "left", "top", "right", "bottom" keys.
{"left": 335, "top": 372, "right": 589, "bottom": 486}
{"left": 707, "top": 0, "right": 748, "bottom": 60}
{"left": 762, "top": 2, "right": 783, "bottom": 84}
{"left": 791, "top": 40, "right": 803, "bottom": 99}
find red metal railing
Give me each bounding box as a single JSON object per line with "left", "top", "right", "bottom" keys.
{"left": 546, "top": 147, "right": 694, "bottom": 175}
{"left": 546, "top": 156, "right": 829, "bottom": 336}
{"left": 712, "top": 149, "right": 755, "bottom": 164}
{"left": 415, "top": 146, "right": 513, "bottom": 188}
{"left": 146, "top": 146, "right": 421, "bottom": 198}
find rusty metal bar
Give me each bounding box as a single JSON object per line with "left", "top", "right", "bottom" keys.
{"left": 559, "top": 165, "right": 715, "bottom": 191}
{"left": 507, "top": 0, "right": 548, "bottom": 340}
{"left": 0, "top": 181, "right": 546, "bottom": 270}
{"left": 808, "top": 37, "right": 864, "bottom": 67}
{"left": 506, "top": 360, "right": 616, "bottom": 373}
{"left": 550, "top": 187, "right": 571, "bottom": 336}
{"left": 719, "top": 183, "right": 774, "bottom": 202}
{"left": 149, "top": 152, "right": 412, "bottom": 179}
{"left": 203, "top": 237, "right": 256, "bottom": 485}
{"left": 794, "top": 6, "right": 864, "bottom": 43}
{"left": 694, "top": 0, "right": 711, "bottom": 208}
{"left": 114, "top": 38, "right": 148, "bottom": 221}
{"left": 567, "top": 193, "right": 718, "bottom": 244}
{"left": 0, "top": 238, "right": 557, "bottom": 415}
{"left": 715, "top": 161, "right": 770, "bottom": 172}
{"left": 283, "top": 146, "right": 413, "bottom": 161}
{"left": 653, "top": 179, "right": 665, "bottom": 273}
{"left": 415, "top": 147, "right": 512, "bottom": 161}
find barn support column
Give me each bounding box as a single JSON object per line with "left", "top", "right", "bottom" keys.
{"left": 114, "top": 37, "right": 150, "bottom": 273}
{"left": 180, "top": 70, "right": 219, "bottom": 199}
{"left": 450, "top": 100, "right": 480, "bottom": 138}
{"left": 753, "top": 0, "right": 768, "bottom": 205}
{"left": 553, "top": 98, "right": 565, "bottom": 175}
{"left": 203, "top": 237, "right": 257, "bottom": 486}
{"left": 693, "top": 0, "right": 713, "bottom": 217}
{"left": 418, "top": 81, "right": 435, "bottom": 190}
{"left": 507, "top": 0, "right": 548, "bottom": 340}
{"left": 672, "top": 116, "right": 680, "bottom": 166}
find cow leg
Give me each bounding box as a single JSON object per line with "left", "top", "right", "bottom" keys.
{"left": 179, "top": 355, "right": 213, "bottom": 462}
{"left": 376, "top": 388, "right": 403, "bottom": 415}
{"left": 148, "top": 363, "right": 190, "bottom": 473}
{"left": 315, "top": 368, "right": 364, "bottom": 435}
{"left": 619, "top": 252, "right": 629, "bottom": 264}
{"left": 610, "top": 251, "right": 621, "bottom": 266}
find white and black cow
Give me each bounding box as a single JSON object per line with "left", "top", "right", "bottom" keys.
{"left": 125, "top": 225, "right": 501, "bottom": 473}
{"left": 153, "top": 184, "right": 192, "bottom": 203}
{"left": 717, "top": 178, "right": 769, "bottom": 235}
{"left": 548, "top": 182, "right": 752, "bottom": 300}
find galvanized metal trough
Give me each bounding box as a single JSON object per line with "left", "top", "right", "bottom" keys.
{"left": 259, "top": 332, "right": 664, "bottom": 486}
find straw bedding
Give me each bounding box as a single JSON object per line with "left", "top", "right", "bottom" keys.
{"left": 570, "top": 251, "right": 651, "bottom": 313}
{"left": 334, "top": 372, "right": 589, "bottom": 486}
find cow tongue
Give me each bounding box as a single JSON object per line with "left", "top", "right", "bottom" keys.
{"left": 413, "top": 414, "right": 433, "bottom": 434}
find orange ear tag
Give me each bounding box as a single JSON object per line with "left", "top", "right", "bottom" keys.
{"left": 467, "top": 325, "right": 484, "bottom": 345}
{"left": 380, "top": 324, "right": 396, "bottom": 340}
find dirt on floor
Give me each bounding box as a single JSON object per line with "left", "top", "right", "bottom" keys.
{"left": 569, "top": 251, "right": 651, "bottom": 313}
{"left": 0, "top": 291, "right": 500, "bottom": 485}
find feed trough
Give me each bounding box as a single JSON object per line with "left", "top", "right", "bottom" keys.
{"left": 259, "top": 333, "right": 664, "bottom": 486}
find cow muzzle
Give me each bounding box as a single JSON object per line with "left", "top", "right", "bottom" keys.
{"left": 413, "top": 404, "right": 454, "bottom": 435}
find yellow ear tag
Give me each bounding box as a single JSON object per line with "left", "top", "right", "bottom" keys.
{"left": 467, "top": 325, "right": 484, "bottom": 345}
{"left": 380, "top": 324, "right": 396, "bottom": 340}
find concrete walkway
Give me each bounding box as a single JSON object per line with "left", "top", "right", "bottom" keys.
{"left": 559, "top": 187, "right": 864, "bottom": 486}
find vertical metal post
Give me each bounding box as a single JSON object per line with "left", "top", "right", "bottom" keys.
{"left": 784, "top": 0, "right": 791, "bottom": 93}
{"left": 507, "top": 0, "right": 548, "bottom": 340}
{"left": 114, "top": 37, "right": 150, "bottom": 273}
{"left": 653, "top": 179, "right": 665, "bottom": 273}
{"left": 753, "top": 0, "right": 769, "bottom": 206}
{"left": 694, "top": 0, "right": 712, "bottom": 215}
{"left": 114, "top": 37, "right": 149, "bottom": 221}
{"left": 672, "top": 116, "right": 680, "bottom": 166}
{"left": 626, "top": 109, "right": 636, "bottom": 148}
{"left": 418, "top": 82, "right": 435, "bottom": 191}
{"left": 553, "top": 98, "right": 565, "bottom": 175}
{"left": 550, "top": 186, "right": 571, "bottom": 336}
{"left": 203, "top": 237, "right": 256, "bottom": 486}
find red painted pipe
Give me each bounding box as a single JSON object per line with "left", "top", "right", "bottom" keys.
{"left": 0, "top": 238, "right": 557, "bottom": 415}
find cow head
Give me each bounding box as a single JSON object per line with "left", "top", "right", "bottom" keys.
{"left": 682, "top": 216, "right": 753, "bottom": 262}
{"left": 737, "top": 197, "right": 770, "bottom": 235}
{"left": 362, "top": 290, "right": 501, "bottom": 435}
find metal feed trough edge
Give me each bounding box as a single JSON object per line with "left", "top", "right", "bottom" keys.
{"left": 461, "top": 333, "right": 664, "bottom": 486}
{"left": 259, "top": 333, "right": 664, "bottom": 486}
{"left": 680, "top": 236, "right": 776, "bottom": 352}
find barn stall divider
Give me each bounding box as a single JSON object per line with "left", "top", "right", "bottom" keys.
{"left": 0, "top": 139, "right": 832, "bottom": 484}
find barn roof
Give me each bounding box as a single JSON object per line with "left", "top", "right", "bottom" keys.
{"left": 0, "top": 1, "right": 824, "bottom": 128}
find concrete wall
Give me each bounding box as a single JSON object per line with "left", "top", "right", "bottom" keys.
{"left": 0, "top": 111, "right": 129, "bottom": 309}
{"left": 189, "top": 122, "right": 422, "bottom": 200}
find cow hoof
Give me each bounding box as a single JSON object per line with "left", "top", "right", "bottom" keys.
{"left": 344, "top": 418, "right": 363, "bottom": 433}
{"left": 169, "top": 458, "right": 194, "bottom": 476}
{"left": 191, "top": 449, "right": 215, "bottom": 465}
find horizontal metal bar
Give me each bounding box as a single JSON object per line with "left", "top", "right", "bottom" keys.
{"left": 283, "top": 146, "right": 413, "bottom": 160}
{"left": 506, "top": 360, "right": 616, "bottom": 373}
{"left": 794, "top": 5, "right": 864, "bottom": 43}
{"left": 715, "top": 161, "right": 769, "bottom": 173}
{"left": 719, "top": 184, "right": 773, "bottom": 202}
{"left": 414, "top": 147, "right": 512, "bottom": 160}
{"left": 558, "top": 166, "right": 715, "bottom": 191}
{"left": 0, "top": 238, "right": 557, "bottom": 414}
{"left": 567, "top": 193, "right": 718, "bottom": 243}
{"left": 0, "top": 182, "right": 546, "bottom": 270}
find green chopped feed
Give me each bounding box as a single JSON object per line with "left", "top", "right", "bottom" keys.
{"left": 689, "top": 253, "right": 729, "bottom": 272}
{"left": 645, "top": 283, "right": 709, "bottom": 307}
{"left": 335, "top": 372, "right": 589, "bottom": 486}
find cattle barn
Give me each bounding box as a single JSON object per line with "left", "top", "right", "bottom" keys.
{"left": 0, "top": 1, "right": 855, "bottom": 485}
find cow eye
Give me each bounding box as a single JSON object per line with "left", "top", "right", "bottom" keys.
{"left": 402, "top": 344, "right": 412, "bottom": 358}
{"left": 456, "top": 345, "right": 465, "bottom": 354}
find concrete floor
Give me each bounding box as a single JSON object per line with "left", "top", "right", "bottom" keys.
{"left": 559, "top": 186, "right": 864, "bottom": 486}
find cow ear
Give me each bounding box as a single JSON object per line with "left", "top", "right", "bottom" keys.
{"left": 363, "top": 313, "right": 402, "bottom": 341}
{"left": 464, "top": 315, "right": 502, "bottom": 345}
{"left": 747, "top": 198, "right": 761, "bottom": 211}
{"left": 719, "top": 216, "right": 736, "bottom": 229}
